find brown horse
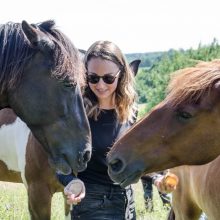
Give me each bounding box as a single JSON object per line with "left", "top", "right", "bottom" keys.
{"left": 107, "top": 59, "right": 220, "bottom": 187}
{"left": 0, "top": 60, "right": 141, "bottom": 220}
{"left": 168, "top": 155, "right": 220, "bottom": 220}
{"left": 0, "top": 20, "right": 91, "bottom": 175}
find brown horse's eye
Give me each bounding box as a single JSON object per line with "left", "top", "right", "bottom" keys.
{"left": 176, "top": 111, "right": 192, "bottom": 121}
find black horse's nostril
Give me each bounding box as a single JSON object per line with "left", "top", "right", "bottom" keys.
{"left": 109, "top": 158, "right": 124, "bottom": 173}
{"left": 82, "top": 150, "right": 91, "bottom": 163}
{"left": 77, "top": 150, "right": 91, "bottom": 172}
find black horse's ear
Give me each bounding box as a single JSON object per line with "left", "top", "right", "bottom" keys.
{"left": 21, "top": 20, "right": 55, "bottom": 52}
{"left": 129, "top": 59, "right": 141, "bottom": 77}
{"left": 78, "top": 49, "right": 86, "bottom": 55}
{"left": 78, "top": 49, "right": 86, "bottom": 60}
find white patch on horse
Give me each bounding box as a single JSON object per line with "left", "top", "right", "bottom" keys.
{"left": 0, "top": 117, "right": 30, "bottom": 185}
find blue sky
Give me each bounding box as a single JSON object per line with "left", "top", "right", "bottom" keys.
{"left": 2, "top": 0, "right": 220, "bottom": 53}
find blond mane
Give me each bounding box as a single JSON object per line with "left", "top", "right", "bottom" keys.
{"left": 165, "top": 59, "right": 220, "bottom": 107}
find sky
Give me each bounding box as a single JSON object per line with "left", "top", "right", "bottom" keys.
{"left": 1, "top": 0, "right": 220, "bottom": 53}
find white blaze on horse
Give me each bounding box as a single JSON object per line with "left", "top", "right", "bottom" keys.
{"left": 0, "top": 108, "right": 69, "bottom": 219}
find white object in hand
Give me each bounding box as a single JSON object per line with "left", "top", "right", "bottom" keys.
{"left": 64, "top": 179, "right": 85, "bottom": 197}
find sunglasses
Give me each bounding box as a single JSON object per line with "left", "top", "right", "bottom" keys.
{"left": 87, "top": 70, "right": 120, "bottom": 84}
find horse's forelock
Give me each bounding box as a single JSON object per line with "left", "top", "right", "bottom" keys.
{"left": 37, "top": 21, "right": 86, "bottom": 87}
{"left": 56, "top": 37, "right": 85, "bottom": 87}
{"left": 165, "top": 60, "right": 220, "bottom": 107}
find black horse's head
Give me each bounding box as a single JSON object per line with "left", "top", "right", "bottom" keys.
{"left": 0, "top": 20, "right": 91, "bottom": 175}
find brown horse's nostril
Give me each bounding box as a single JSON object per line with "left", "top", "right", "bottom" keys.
{"left": 109, "top": 158, "right": 124, "bottom": 173}
{"left": 82, "top": 150, "right": 91, "bottom": 163}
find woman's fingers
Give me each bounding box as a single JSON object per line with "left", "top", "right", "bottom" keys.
{"left": 66, "top": 193, "right": 85, "bottom": 205}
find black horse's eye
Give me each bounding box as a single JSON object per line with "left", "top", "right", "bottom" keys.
{"left": 64, "top": 81, "right": 75, "bottom": 88}
{"left": 61, "top": 77, "right": 76, "bottom": 88}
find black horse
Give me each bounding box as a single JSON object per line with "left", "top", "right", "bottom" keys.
{"left": 0, "top": 20, "right": 91, "bottom": 175}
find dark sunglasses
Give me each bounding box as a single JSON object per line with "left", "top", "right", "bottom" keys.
{"left": 87, "top": 70, "right": 120, "bottom": 84}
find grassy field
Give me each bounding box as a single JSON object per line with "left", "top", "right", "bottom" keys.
{"left": 0, "top": 181, "right": 169, "bottom": 220}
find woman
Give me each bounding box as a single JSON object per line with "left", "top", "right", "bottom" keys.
{"left": 57, "top": 41, "right": 176, "bottom": 220}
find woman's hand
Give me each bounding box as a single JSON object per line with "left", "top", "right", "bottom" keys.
{"left": 64, "top": 178, "right": 86, "bottom": 205}
{"left": 154, "top": 173, "right": 179, "bottom": 194}
{"left": 65, "top": 190, "right": 85, "bottom": 205}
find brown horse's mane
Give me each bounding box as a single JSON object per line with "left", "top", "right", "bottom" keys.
{"left": 0, "top": 20, "right": 85, "bottom": 93}
{"left": 165, "top": 59, "right": 220, "bottom": 107}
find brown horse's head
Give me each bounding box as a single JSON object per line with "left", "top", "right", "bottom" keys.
{"left": 108, "top": 59, "right": 220, "bottom": 187}
{"left": 0, "top": 20, "right": 91, "bottom": 175}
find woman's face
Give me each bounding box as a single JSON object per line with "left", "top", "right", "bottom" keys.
{"left": 87, "top": 57, "right": 120, "bottom": 108}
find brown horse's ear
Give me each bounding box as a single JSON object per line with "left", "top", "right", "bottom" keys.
{"left": 129, "top": 59, "right": 141, "bottom": 77}
{"left": 22, "top": 20, "right": 55, "bottom": 52}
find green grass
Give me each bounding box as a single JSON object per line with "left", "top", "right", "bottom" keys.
{"left": 133, "top": 181, "right": 170, "bottom": 220}
{"left": 0, "top": 181, "right": 169, "bottom": 220}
